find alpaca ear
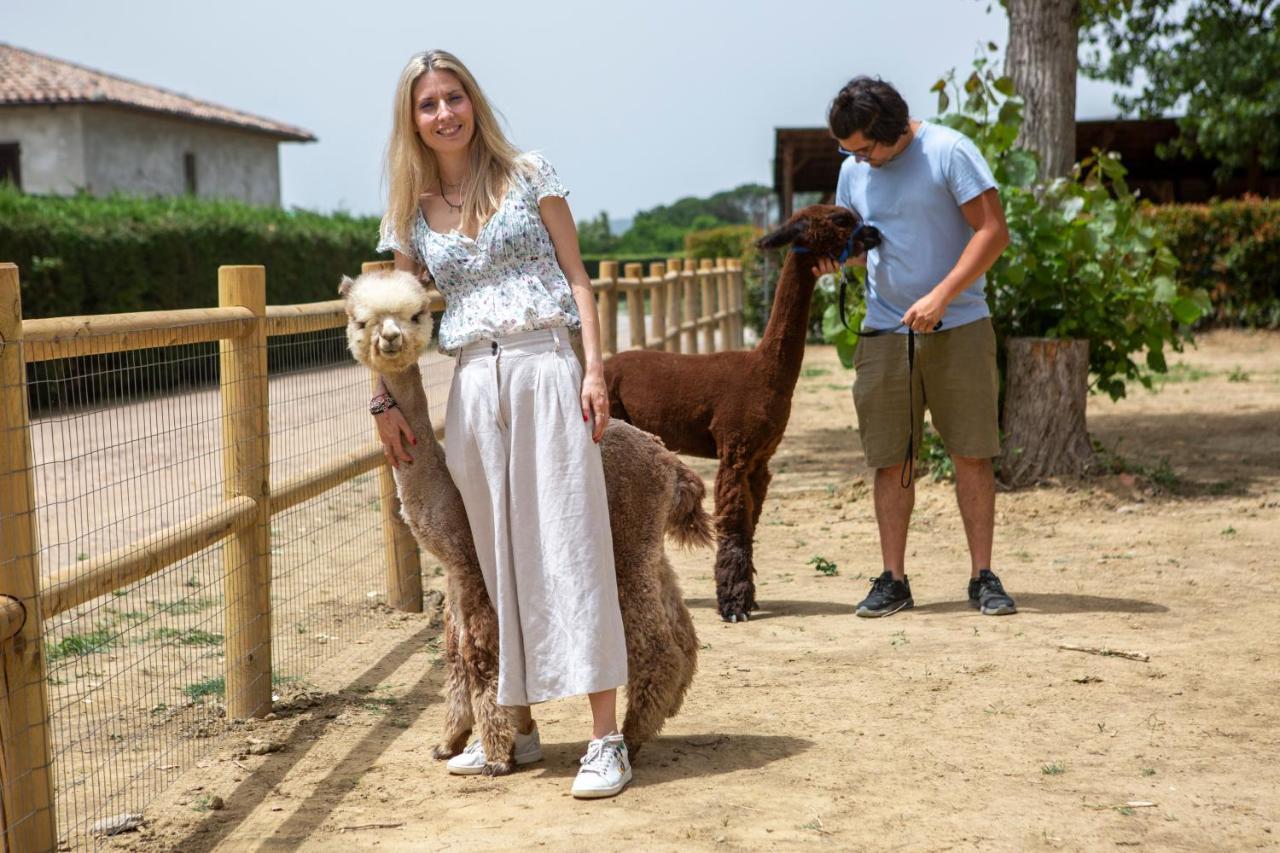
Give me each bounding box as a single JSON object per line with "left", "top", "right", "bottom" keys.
{"left": 338, "top": 275, "right": 356, "bottom": 299}
{"left": 757, "top": 218, "right": 805, "bottom": 250}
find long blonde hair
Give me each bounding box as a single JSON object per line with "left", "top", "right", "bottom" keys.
{"left": 382, "top": 50, "right": 522, "bottom": 248}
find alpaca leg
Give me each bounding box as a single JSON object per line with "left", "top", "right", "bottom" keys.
{"left": 663, "top": 567, "right": 699, "bottom": 718}
{"left": 461, "top": 603, "right": 517, "bottom": 776}
{"left": 743, "top": 462, "right": 773, "bottom": 611}
{"left": 713, "top": 460, "right": 756, "bottom": 622}
{"left": 472, "top": 679, "right": 517, "bottom": 776}
{"left": 620, "top": 601, "right": 683, "bottom": 757}
{"left": 432, "top": 608, "right": 475, "bottom": 760}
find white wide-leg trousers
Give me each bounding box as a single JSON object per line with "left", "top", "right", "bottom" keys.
{"left": 444, "top": 327, "right": 628, "bottom": 706}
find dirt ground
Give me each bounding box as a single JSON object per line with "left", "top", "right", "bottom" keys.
{"left": 99, "top": 330, "right": 1279, "bottom": 852}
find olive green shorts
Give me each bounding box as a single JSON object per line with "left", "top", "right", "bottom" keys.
{"left": 851, "top": 317, "right": 1000, "bottom": 469}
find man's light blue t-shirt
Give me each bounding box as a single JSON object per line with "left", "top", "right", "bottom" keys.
{"left": 835, "top": 121, "right": 997, "bottom": 333}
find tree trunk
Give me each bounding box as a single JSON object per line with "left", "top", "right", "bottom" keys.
{"left": 999, "top": 337, "right": 1095, "bottom": 487}
{"left": 1005, "top": 0, "right": 1080, "bottom": 180}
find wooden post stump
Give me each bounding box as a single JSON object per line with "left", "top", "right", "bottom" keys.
{"left": 598, "top": 261, "right": 619, "bottom": 358}
{"left": 649, "top": 263, "right": 666, "bottom": 350}
{"left": 682, "top": 260, "right": 698, "bottom": 353}
{"left": 999, "top": 337, "right": 1096, "bottom": 487}
{"left": 665, "top": 258, "right": 681, "bottom": 353}
{"left": 624, "top": 263, "right": 645, "bottom": 350}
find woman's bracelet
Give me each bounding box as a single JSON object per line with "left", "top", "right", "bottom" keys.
{"left": 369, "top": 393, "right": 398, "bottom": 415}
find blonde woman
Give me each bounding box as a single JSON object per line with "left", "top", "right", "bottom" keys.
{"left": 371, "top": 50, "right": 630, "bottom": 799}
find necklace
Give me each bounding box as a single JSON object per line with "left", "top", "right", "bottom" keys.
{"left": 438, "top": 177, "right": 463, "bottom": 214}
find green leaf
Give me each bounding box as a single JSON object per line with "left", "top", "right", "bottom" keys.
{"left": 1151, "top": 275, "right": 1177, "bottom": 304}
{"left": 836, "top": 336, "right": 857, "bottom": 370}
{"left": 993, "top": 75, "right": 1016, "bottom": 96}
{"left": 1170, "top": 296, "right": 1205, "bottom": 325}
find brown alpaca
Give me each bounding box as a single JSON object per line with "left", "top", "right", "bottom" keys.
{"left": 605, "top": 205, "right": 881, "bottom": 622}
{"left": 341, "top": 270, "right": 708, "bottom": 774}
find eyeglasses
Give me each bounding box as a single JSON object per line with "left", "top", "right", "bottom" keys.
{"left": 837, "top": 141, "right": 880, "bottom": 162}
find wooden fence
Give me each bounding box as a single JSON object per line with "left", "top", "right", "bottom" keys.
{"left": 0, "top": 256, "right": 744, "bottom": 850}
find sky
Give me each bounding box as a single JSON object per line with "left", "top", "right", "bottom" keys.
{"left": 6, "top": 0, "right": 1130, "bottom": 223}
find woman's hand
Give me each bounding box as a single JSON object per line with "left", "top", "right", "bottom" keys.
{"left": 375, "top": 406, "right": 417, "bottom": 469}
{"left": 581, "top": 367, "right": 609, "bottom": 443}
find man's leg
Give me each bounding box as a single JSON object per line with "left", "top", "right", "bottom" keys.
{"left": 952, "top": 456, "right": 994, "bottom": 578}
{"left": 874, "top": 461, "right": 915, "bottom": 580}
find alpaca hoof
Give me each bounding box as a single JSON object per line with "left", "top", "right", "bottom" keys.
{"left": 721, "top": 608, "right": 750, "bottom": 623}
{"left": 431, "top": 743, "right": 458, "bottom": 760}
{"left": 481, "top": 760, "right": 514, "bottom": 777}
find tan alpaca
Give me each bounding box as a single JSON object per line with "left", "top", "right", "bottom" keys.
{"left": 341, "top": 270, "right": 706, "bottom": 775}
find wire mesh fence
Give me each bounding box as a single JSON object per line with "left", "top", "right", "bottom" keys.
{"left": 1, "top": 266, "right": 454, "bottom": 849}
{"left": 1, "top": 258, "right": 740, "bottom": 850}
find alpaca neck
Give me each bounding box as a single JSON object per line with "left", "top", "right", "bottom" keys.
{"left": 758, "top": 252, "right": 818, "bottom": 380}
{"left": 379, "top": 362, "right": 441, "bottom": 457}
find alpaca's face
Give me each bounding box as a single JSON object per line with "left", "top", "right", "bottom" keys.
{"left": 757, "top": 204, "right": 882, "bottom": 260}
{"left": 340, "top": 271, "right": 434, "bottom": 375}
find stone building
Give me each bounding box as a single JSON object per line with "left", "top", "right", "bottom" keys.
{"left": 0, "top": 43, "right": 314, "bottom": 206}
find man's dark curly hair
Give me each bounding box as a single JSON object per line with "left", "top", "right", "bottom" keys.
{"left": 827, "top": 77, "right": 910, "bottom": 144}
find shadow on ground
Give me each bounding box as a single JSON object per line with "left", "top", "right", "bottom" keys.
{"left": 912, "top": 592, "right": 1169, "bottom": 615}
{"left": 683, "top": 598, "right": 859, "bottom": 620}
{"left": 175, "top": 623, "right": 443, "bottom": 852}
{"left": 528, "top": 732, "right": 812, "bottom": 788}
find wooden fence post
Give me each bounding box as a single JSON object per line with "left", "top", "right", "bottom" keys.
{"left": 624, "top": 263, "right": 645, "bottom": 351}
{"left": 665, "top": 258, "right": 681, "bottom": 353}
{"left": 362, "top": 261, "right": 422, "bottom": 613}
{"left": 699, "top": 259, "right": 716, "bottom": 352}
{"left": 0, "top": 264, "right": 57, "bottom": 853}
{"left": 598, "top": 261, "right": 619, "bottom": 357}
{"left": 730, "top": 259, "right": 746, "bottom": 348}
{"left": 648, "top": 262, "right": 666, "bottom": 350}
{"left": 219, "top": 266, "right": 273, "bottom": 720}
{"left": 715, "top": 258, "right": 732, "bottom": 352}
{"left": 682, "top": 259, "right": 699, "bottom": 353}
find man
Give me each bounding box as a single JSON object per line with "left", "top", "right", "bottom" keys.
{"left": 814, "top": 76, "right": 1016, "bottom": 617}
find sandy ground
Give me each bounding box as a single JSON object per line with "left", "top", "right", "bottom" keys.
{"left": 79, "top": 330, "right": 1279, "bottom": 852}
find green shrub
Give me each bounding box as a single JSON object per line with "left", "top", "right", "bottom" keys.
{"left": 0, "top": 186, "right": 384, "bottom": 319}
{"left": 684, "top": 224, "right": 759, "bottom": 260}
{"left": 1147, "top": 198, "right": 1280, "bottom": 328}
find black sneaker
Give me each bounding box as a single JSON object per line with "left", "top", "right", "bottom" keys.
{"left": 969, "top": 569, "right": 1017, "bottom": 615}
{"left": 856, "top": 571, "right": 914, "bottom": 618}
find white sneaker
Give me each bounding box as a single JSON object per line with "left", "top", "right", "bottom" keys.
{"left": 571, "top": 733, "right": 632, "bottom": 799}
{"left": 446, "top": 723, "right": 543, "bottom": 775}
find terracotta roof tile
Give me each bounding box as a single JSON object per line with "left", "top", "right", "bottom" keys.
{"left": 0, "top": 43, "right": 315, "bottom": 142}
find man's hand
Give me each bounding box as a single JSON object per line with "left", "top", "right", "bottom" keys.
{"left": 902, "top": 289, "right": 948, "bottom": 333}
{"left": 810, "top": 254, "right": 866, "bottom": 279}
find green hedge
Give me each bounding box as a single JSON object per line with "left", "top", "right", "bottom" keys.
{"left": 684, "top": 224, "right": 759, "bottom": 260}
{"left": 0, "top": 186, "right": 386, "bottom": 319}
{"left": 1147, "top": 197, "right": 1280, "bottom": 328}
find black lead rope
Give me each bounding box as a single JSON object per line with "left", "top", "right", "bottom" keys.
{"left": 792, "top": 241, "right": 934, "bottom": 490}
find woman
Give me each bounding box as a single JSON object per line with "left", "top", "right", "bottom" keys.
{"left": 372, "top": 50, "right": 631, "bottom": 799}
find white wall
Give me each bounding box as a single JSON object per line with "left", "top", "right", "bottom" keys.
{"left": 82, "top": 107, "right": 282, "bottom": 205}
{"left": 0, "top": 105, "right": 87, "bottom": 194}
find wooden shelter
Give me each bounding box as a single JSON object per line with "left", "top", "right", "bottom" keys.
{"left": 773, "top": 118, "right": 1280, "bottom": 217}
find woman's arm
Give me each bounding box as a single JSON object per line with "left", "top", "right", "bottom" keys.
{"left": 539, "top": 196, "right": 609, "bottom": 443}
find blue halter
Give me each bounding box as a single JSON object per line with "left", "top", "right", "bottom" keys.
{"left": 789, "top": 223, "right": 865, "bottom": 265}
